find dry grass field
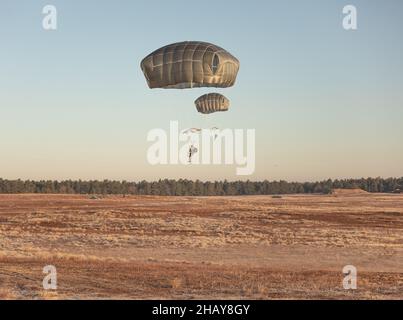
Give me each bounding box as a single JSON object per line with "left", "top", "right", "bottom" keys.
{"left": 0, "top": 193, "right": 402, "bottom": 300}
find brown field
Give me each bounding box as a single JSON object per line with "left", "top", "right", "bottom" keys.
{"left": 0, "top": 193, "right": 402, "bottom": 300}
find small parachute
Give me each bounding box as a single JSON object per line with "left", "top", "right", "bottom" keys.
{"left": 181, "top": 128, "right": 202, "bottom": 136}
{"left": 195, "top": 93, "right": 230, "bottom": 114}
{"left": 181, "top": 129, "right": 201, "bottom": 155}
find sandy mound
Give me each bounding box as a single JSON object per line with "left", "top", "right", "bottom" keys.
{"left": 331, "top": 188, "right": 369, "bottom": 196}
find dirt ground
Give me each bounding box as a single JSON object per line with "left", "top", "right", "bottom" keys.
{"left": 0, "top": 193, "right": 402, "bottom": 300}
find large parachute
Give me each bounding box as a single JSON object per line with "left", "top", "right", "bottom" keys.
{"left": 140, "top": 41, "right": 240, "bottom": 89}
{"left": 195, "top": 93, "right": 230, "bottom": 114}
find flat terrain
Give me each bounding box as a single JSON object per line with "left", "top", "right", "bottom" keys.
{"left": 0, "top": 193, "right": 402, "bottom": 300}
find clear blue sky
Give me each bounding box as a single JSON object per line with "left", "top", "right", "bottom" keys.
{"left": 1, "top": 0, "right": 402, "bottom": 181}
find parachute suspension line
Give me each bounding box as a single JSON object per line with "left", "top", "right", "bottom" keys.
{"left": 184, "top": 102, "right": 193, "bottom": 131}
{"left": 140, "top": 41, "right": 239, "bottom": 162}
{"left": 203, "top": 113, "right": 212, "bottom": 131}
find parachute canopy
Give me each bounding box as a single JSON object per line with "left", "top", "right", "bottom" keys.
{"left": 195, "top": 93, "right": 230, "bottom": 114}
{"left": 182, "top": 128, "right": 202, "bottom": 135}
{"left": 141, "top": 41, "right": 240, "bottom": 89}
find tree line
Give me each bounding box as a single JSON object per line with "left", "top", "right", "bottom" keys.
{"left": 0, "top": 177, "right": 401, "bottom": 196}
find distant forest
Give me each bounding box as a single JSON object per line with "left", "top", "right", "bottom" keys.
{"left": 0, "top": 177, "right": 402, "bottom": 196}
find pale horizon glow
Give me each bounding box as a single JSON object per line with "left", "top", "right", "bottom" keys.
{"left": 1, "top": 0, "right": 402, "bottom": 182}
